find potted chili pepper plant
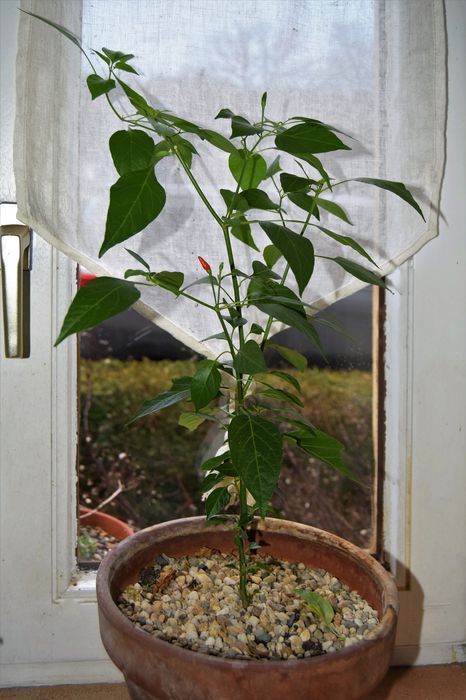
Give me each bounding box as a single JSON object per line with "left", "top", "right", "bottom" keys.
{"left": 25, "top": 10, "right": 425, "bottom": 700}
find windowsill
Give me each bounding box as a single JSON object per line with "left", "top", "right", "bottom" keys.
{"left": 2, "top": 664, "right": 465, "bottom": 698}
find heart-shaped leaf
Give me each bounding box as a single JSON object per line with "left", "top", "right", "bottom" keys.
{"left": 151, "top": 271, "right": 184, "bottom": 296}
{"left": 353, "top": 177, "right": 424, "bottom": 220}
{"left": 233, "top": 340, "right": 267, "bottom": 375}
{"left": 276, "top": 123, "right": 351, "bottom": 155}
{"left": 205, "top": 487, "right": 230, "bottom": 520}
{"left": 231, "top": 116, "right": 262, "bottom": 138}
{"left": 267, "top": 343, "right": 307, "bottom": 371}
{"left": 241, "top": 189, "right": 279, "bottom": 211}
{"left": 191, "top": 360, "right": 221, "bottom": 410}
{"left": 229, "top": 414, "right": 282, "bottom": 517}
{"left": 332, "top": 257, "right": 387, "bottom": 289}
{"left": 109, "top": 130, "right": 155, "bottom": 175}
{"left": 130, "top": 376, "right": 192, "bottom": 422}
{"left": 229, "top": 150, "right": 267, "bottom": 190}
{"left": 263, "top": 244, "right": 282, "bottom": 268}
{"left": 101, "top": 169, "right": 166, "bottom": 256}
{"left": 280, "top": 172, "right": 314, "bottom": 192}
{"left": 314, "top": 226, "right": 377, "bottom": 267}
{"left": 86, "top": 74, "right": 116, "bottom": 100}
{"left": 231, "top": 217, "right": 259, "bottom": 251}
{"left": 55, "top": 277, "right": 140, "bottom": 345}
{"left": 287, "top": 425, "right": 356, "bottom": 480}
{"left": 260, "top": 221, "right": 315, "bottom": 295}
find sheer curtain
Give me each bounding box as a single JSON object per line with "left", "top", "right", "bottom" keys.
{"left": 14, "top": 0, "right": 446, "bottom": 356}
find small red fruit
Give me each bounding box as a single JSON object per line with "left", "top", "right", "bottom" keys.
{"left": 198, "top": 256, "right": 211, "bottom": 273}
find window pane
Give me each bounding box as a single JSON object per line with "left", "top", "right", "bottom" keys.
{"left": 78, "top": 277, "right": 375, "bottom": 565}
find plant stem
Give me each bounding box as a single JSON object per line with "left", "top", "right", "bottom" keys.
{"left": 237, "top": 480, "right": 250, "bottom": 606}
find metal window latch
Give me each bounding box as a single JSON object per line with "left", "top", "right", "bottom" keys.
{"left": 0, "top": 203, "right": 32, "bottom": 358}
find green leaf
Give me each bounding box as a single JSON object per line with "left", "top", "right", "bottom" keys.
{"left": 259, "top": 384, "right": 304, "bottom": 407}
{"left": 178, "top": 412, "right": 207, "bottom": 432}
{"left": 94, "top": 50, "right": 111, "bottom": 65}
{"left": 272, "top": 409, "right": 315, "bottom": 430}
{"left": 171, "top": 135, "right": 197, "bottom": 168}
{"left": 152, "top": 140, "right": 172, "bottom": 166}
{"left": 280, "top": 172, "right": 314, "bottom": 193}
{"left": 250, "top": 298, "right": 324, "bottom": 356}
{"left": 267, "top": 343, "right": 307, "bottom": 371}
{"left": 191, "top": 360, "right": 221, "bottom": 410}
{"left": 86, "top": 74, "right": 115, "bottom": 100}
{"left": 263, "top": 244, "right": 282, "bottom": 268}
{"left": 102, "top": 48, "right": 134, "bottom": 62}
{"left": 215, "top": 108, "right": 235, "bottom": 119}
{"left": 200, "top": 471, "right": 228, "bottom": 493}
{"left": 229, "top": 150, "right": 267, "bottom": 190}
{"left": 151, "top": 271, "right": 184, "bottom": 296}
{"left": 289, "top": 117, "right": 352, "bottom": 138}
{"left": 55, "top": 277, "right": 140, "bottom": 345}
{"left": 295, "top": 589, "right": 335, "bottom": 625}
{"left": 201, "top": 331, "right": 228, "bottom": 342}
{"left": 205, "top": 487, "right": 230, "bottom": 520}
{"left": 199, "top": 129, "right": 237, "bottom": 154}
{"left": 114, "top": 60, "right": 138, "bottom": 74}
{"left": 109, "top": 130, "right": 155, "bottom": 176}
{"left": 268, "top": 370, "right": 302, "bottom": 393}
{"left": 21, "top": 10, "right": 82, "bottom": 48}
{"left": 265, "top": 156, "right": 281, "bottom": 179}
{"left": 130, "top": 376, "right": 192, "bottom": 422}
{"left": 231, "top": 218, "right": 259, "bottom": 251}
{"left": 100, "top": 169, "right": 166, "bottom": 256}
{"left": 125, "top": 248, "right": 151, "bottom": 271}
{"left": 241, "top": 189, "right": 280, "bottom": 211}
{"left": 162, "top": 115, "right": 200, "bottom": 134}
{"left": 229, "top": 414, "right": 282, "bottom": 517}
{"left": 252, "top": 260, "right": 280, "bottom": 280}
{"left": 314, "top": 226, "right": 378, "bottom": 267}
{"left": 248, "top": 278, "right": 306, "bottom": 316}
{"left": 259, "top": 221, "right": 315, "bottom": 295}
{"left": 116, "top": 78, "right": 159, "bottom": 119}
{"left": 353, "top": 177, "right": 425, "bottom": 220}
{"left": 289, "top": 192, "right": 352, "bottom": 225}
{"left": 124, "top": 268, "right": 147, "bottom": 279}
{"left": 288, "top": 426, "right": 356, "bottom": 480}
{"left": 275, "top": 123, "right": 351, "bottom": 155}
{"left": 249, "top": 323, "right": 264, "bottom": 335}
{"left": 231, "top": 116, "right": 262, "bottom": 138}
{"left": 297, "top": 154, "right": 332, "bottom": 187}
{"left": 332, "top": 257, "right": 387, "bottom": 289}
{"left": 287, "top": 191, "right": 319, "bottom": 217}
{"left": 200, "top": 452, "right": 231, "bottom": 472}
{"left": 220, "top": 189, "right": 248, "bottom": 212}
{"left": 316, "top": 197, "right": 352, "bottom": 225}
{"left": 233, "top": 340, "right": 267, "bottom": 375}
{"left": 261, "top": 92, "right": 268, "bottom": 111}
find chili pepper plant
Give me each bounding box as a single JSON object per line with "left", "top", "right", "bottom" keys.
{"left": 27, "top": 12, "right": 424, "bottom": 607}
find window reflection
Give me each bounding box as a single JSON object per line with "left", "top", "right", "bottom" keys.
{"left": 78, "top": 270, "right": 374, "bottom": 565}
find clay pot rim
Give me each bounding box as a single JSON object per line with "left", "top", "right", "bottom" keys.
{"left": 97, "top": 516, "right": 398, "bottom": 671}
{"left": 79, "top": 505, "right": 134, "bottom": 539}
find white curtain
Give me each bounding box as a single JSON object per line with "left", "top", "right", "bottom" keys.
{"left": 14, "top": 0, "right": 446, "bottom": 356}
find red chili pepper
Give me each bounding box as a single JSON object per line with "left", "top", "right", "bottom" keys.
{"left": 198, "top": 256, "right": 211, "bottom": 273}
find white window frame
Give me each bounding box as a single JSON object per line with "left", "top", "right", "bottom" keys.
{"left": 0, "top": 0, "right": 464, "bottom": 688}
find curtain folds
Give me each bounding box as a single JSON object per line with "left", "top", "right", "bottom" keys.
{"left": 14, "top": 0, "right": 446, "bottom": 355}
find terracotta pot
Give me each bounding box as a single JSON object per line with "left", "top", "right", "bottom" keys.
{"left": 79, "top": 505, "right": 134, "bottom": 540}
{"left": 96, "top": 517, "right": 398, "bottom": 700}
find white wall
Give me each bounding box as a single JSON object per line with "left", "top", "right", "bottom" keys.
{"left": 385, "top": 0, "right": 466, "bottom": 666}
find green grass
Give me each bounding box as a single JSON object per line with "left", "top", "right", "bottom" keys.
{"left": 79, "top": 359, "right": 374, "bottom": 546}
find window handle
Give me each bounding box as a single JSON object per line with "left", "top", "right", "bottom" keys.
{"left": 0, "top": 203, "right": 32, "bottom": 358}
